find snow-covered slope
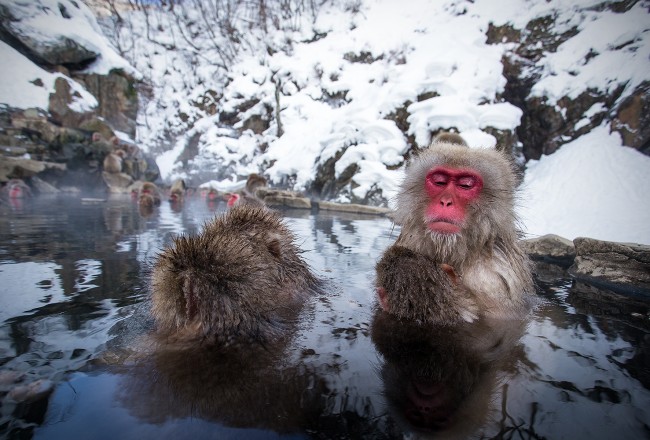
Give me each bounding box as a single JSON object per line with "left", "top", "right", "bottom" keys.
{"left": 0, "top": 0, "right": 137, "bottom": 112}
{"left": 1, "top": 0, "right": 649, "bottom": 244}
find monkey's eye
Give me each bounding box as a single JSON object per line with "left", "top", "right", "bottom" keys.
{"left": 457, "top": 176, "right": 476, "bottom": 189}
{"left": 429, "top": 172, "right": 449, "bottom": 186}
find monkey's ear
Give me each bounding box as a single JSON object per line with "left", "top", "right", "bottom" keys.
{"left": 377, "top": 287, "right": 389, "bottom": 311}
{"left": 267, "top": 238, "right": 282, "bottom": 258}
{"left": 440, "top": 263, "right": 459, "bottom": 285}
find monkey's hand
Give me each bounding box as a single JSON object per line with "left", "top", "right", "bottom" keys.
{"left": 376, "top": 245, "right": 478, "bottom": 325}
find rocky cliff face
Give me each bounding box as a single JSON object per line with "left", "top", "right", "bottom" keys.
{"left": 488, "top": 2, "right": 649, "bottom": 161}
{"left": 0, "top": 0, "right": 158, "bottom": 194}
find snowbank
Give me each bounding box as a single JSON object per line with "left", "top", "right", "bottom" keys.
{"left": 518, "top": 125, "right": 650, "bottom": 244}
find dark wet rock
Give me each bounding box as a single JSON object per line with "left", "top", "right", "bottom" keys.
{"left": 610, "top": 81, "right": 650, "bottom": 154}
{"left": 522, "top": 234, "right": 576, "bottom": 267}
{"left": 48, "top": 77, "right": 94, "bottom": 128}
{"left": 77, "top": 70, "right": 139, "bottom": 138}
{"left": 568, "top": 281, "right": 650, "bottom": 323}
{"left": 310, "top": 148, "right": 358, "bottom": 201}
{"left": 491, "top": 12, "right": 648, "bottom": 161}
{"left": 343, "top": 50, "right": 382, "bottom": 64}
{"left": 0, "top": 146, "right": 28, "bottom": 156}
{"left": 240, "top": 110, "right": 271, "bottom": 135}
{"left": 569, "top": 238, "right": 650, "bottom": 296}
{"left": 7, "top": 379, "right": 54, "bottom": 404}
{"left": 10, "top": 108, "right": 60, "bottom": 144}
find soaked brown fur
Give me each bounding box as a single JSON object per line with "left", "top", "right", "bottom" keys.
{"left": 376, "top": 246, "right": 478, "bottom": 325}
{"left": 151, "top": 204, "right": 319, "bottom": 346}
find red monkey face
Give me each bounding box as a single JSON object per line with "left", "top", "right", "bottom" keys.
{"left": 424, "top": 167, "right": 483, "bottom": 234}
{"left": 227, "top": 193, "right": 240, "bottom": 207}
{"left": 9, "top": 186, "right": 24, "bottom": 199}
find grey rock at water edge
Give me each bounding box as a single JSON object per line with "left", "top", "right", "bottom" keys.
{"left": 318, "top": 201, "right": 391, "bottom": 216}
{"left": 257, "top": 188, "right": 312, "bottom": 209}
{"left": 569, "top": 237, "right": 650, "bottom": 296}
{"left": 522, "top": 234, "right": 576, "bottom": 266}
{"left": 0, "top": 156, "right": 66, "bottom": 182}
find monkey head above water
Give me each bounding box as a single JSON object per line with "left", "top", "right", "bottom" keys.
{"left": 150, "top": 204, "right": 320, "bottom": 346}
{"left": 378, "top": 133, "right": 534, "bottom": 323}
{"left": 168, "top": 178, "right": 187, "bottom": 203}
{"left": 2, "top": 179, "right": 32, "bottom": 199}
{"left": 226, "top": 191, "right": 265, "bottom": 209}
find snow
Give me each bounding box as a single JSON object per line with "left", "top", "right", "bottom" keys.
{"left": 2, "top": 0, "right": 137, "bottom": 77}
{"left": 0, "top": 0, "right": 137, "bottom": 112}
{"left": 529, "top": 1, "right": 650, "bottom": 105}
{"left": 518, "top": 125, "right": 650, "bottom": 244}
{"left": 0, "top": 41, "right": 97, "bottom": 112}
{"left": 0, "top": 0, "right": 649, "bottom": 244}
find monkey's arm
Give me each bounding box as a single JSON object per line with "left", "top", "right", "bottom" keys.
{"left": 376, "top": 245, "right": 478, "bottom": 325}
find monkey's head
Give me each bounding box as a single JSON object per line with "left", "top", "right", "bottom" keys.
{"left": 150, "top": 205, "right": 317, "bottom": 346}
{"left": 226, "top": 193, "right": 240, "bottom": 207}
{"left": 139, "top": 193, "right": 155, "bottom": 209}
{"left": 227, "top": 192, "right": 265, "bottom": 209}
{"left": 394, "top": 140, "right": 518, "bottom": 263}
{"left": 246, "top": 173, "right": 268, "bottom": 193}
{"left": 169, "top": 192, "right": 182, "bottom": 203}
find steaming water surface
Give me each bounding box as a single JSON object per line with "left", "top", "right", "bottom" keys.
{"left": 0, "top": 195, "right": 648, "bottom": 439}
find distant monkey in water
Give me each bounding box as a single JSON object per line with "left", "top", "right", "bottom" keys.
{"left": 226, "top": 173, "right": 268, "bottom": 208}
{"left": 376, "top": 132, "right": 533, "bottom": 324}
{"left": 138, "top": 182, "right": 162, "bottom": 213}
{"left": 169, "top": 179, "right": 187, "bottom": 203}
{"left": 2, "top": 179, "right": 32, "bottom": 199}
{"left": 227, "top": 192, "right": 265, "bottom": 208}
{"left": 150, "top": 204, "right": 320, "bottom": 346}
{"left": 245, "top": 173, "right": 267, "bottom": 195}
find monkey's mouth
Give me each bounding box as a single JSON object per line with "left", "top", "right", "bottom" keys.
{"left": 427, "top": 220, "right": 461, "bottom": 234}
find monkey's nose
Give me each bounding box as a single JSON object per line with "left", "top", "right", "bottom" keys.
{"left": 439, "top": 197, "right": 453, "bottom": 207}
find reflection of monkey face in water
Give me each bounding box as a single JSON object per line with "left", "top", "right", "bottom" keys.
{"left": 370, "top": 310, "right": 525, "bottom": 437}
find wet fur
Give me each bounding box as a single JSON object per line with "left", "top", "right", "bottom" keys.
{"left": 151, "top": 204, "right": 319, "bottom": 346}
{"left": 376, "top": 246, "right": 478, "bottom": 325}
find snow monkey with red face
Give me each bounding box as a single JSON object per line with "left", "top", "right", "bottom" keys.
{"left": 377, "top": 133, "right": 534, "bottom": 325}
